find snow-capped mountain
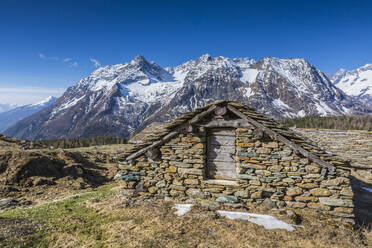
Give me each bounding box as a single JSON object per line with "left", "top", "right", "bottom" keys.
{"left": 0, "top": 96, "right": 56, "bottom": 132}
{"left": 0, "top": 103, "right": 18, "bottom": 113}
{"left": 330, "top": 64, "right": 372, "bottom": 106}
{"left": 4, "top": 55, "right": 370, "bottom": 140}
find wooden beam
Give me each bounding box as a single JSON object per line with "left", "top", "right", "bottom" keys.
{"left": 199, "top": 119, "right": 254, "bottom": 128}
{"left": 126, "top": 105, "right": 218, "bottom": 161}
{"left": 126, "top": 131, "right": 178, "bottom": 161}
{"left": 227, "top": 105, "right": 335, "bottom": 172}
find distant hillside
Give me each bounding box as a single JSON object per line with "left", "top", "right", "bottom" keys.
{"left": 35, "top": 136, "right": 127, "bottom": 149}
{"left": 282, "top": 115, "right": 372, "bottom": 131}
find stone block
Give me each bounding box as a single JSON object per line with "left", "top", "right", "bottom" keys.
{"left": 237, "top": 142, "right": 255, "bottom": 147}
{"left": 200, "top": 200, "right": 220, "bottom": 210}
{"left": 319, "top": 197, "right": 353, "bottom": 207}
{"left": 234, "top": 190, "right": 250, "bottom": 198}
{"left": 295, "top": 196, "right": 317, "bottom": 202}
{"left": 310, "top": 188, "right": 331, "bottom": 197}
{"left": 155, "top": 181, "right": 166, "bottom": 188}
{"left": 178, "top": 168, "right": 203, "bottom": 176}
{"left": 321, "top": 177, "right": 349, "bottom": 187}
{"left": 286, "top": 187, "right": 302, "bottom": 196}
{"left": 166, "top": 166, "right": 177, "bottom": 173}
{"left": 170, "top": 185, "right": 186, "bottom": 191}
{"left": 307, "top": 202, "right": 331, "bottom": 211}
{"left": 283, "top": 178, "right": 295, "bottom": 183}
{"left": 256, "top": 147, "right": 271, "bottom": 154}
{"left": 340, "top": 187, "right": 353, "bottom": 197}
{"left": 216, "top": 196, "right": 239, "bottom": 203}
{"left": 249, "top": 180, "right": 261, "bottom": 186}
{"left": 186, "top": 188, "right": 205, "bottom": 198}
{"left": 305, "top": 164, "right": 321, "bottom": 173}
{"left": 269, "top": 165, "right": 283, "bottom": 172}
{"left": 333, "top": 207, "right": 353, "bottom": 214}
{"left": 286, "top": 201, "right": 306, "bottom": 208}
{"left": 185, "top": 178, "right": 199, "bottom": 185}
{"left": 297, "top": 183, "right": 318, "bottom": 189}
{"left": 239, "top": 163, "right": 266, "bottom": 170}
{"left": 263, "top": 142, "right": 279, "bottom": 148}
{"left": 148, "top": 186, "right": 157, "bottom": 194}
{"left": 237, "top": 174, "right": 257, "bottom": 180}
{"left": 250, "top": 191, "right": 262, "bottom": 199}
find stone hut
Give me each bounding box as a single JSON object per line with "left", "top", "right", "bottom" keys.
{"left": 118, "top": 101, "right": 354, "bottom": 222}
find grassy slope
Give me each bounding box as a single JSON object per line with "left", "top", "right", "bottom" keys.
{"left": 1, "top": 184, "right": 371, "bottom": 248}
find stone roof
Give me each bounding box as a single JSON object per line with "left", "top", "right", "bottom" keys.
{"left": 119, "top": 100, "right": 350, "bottom": 171}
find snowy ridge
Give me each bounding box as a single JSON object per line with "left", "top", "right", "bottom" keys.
{"left": 0, "top": 96, "right": 56, "bottom": 132}
{"left": 4, "top": 54, "right": 370, "bottom": 140}
{"left": 331, "top": 64, "right": 372, "bottom": 106}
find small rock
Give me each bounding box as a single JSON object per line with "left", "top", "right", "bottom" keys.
{"left": 216, "top": 196, "right": 239, "bottom": 203}
{"left": 200, "top": 200, "right": 220, "bottom": 210}
{"left": 263, "top": 198, "right": 277, "bottom": 210}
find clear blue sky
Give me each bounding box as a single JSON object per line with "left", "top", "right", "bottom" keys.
{"left": 1, "top": 0, "right": 371, "bottom": 105}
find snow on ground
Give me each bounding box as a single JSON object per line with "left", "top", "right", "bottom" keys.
{"left": 125, "top": 80, "right": 183, "bottom": 103}
{"left": 217, "top": 210, "right": 298, "bottom": 231}
{"left": 173, "top": 204, "right": 299, "bottom": 231}
{"left": 272, "top": 99, "right": 291, "bottom": 110}
{"left": 297, "top": 110, "right": 306, "bottom": 117}
{"left": 240, "top": 68, "right": 259, "bottom": 83}
{"left": 335, "top": 65, "right": 372, "bottom": 97}
{"left": 174, "top": 204, "right": 193, "bottom": 216}
{"left": 315, "top": 101, "right": 338, "bottom": 116}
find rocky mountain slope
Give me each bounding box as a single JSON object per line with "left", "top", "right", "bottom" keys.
{"left": 4, "top": 55, "right": 370, "bottom": 140}
{"left": 330, "top": 64, "right": 372, "bottom": 107}
{"left": 0, "top": 96, "right": 56, "bottom": 132}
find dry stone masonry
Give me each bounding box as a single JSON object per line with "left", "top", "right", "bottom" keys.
{"left": 118, "top": 101, "right": 356, "bottom": 223}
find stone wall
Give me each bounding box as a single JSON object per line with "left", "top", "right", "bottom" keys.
{"left": 118, "top": 126, "right": 355, "bottom": 222}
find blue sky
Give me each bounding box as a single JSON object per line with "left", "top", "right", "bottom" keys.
{"left": 0, "top": 0, "right": 371, "bottom": 105}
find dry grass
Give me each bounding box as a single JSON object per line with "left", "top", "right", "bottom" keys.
{"left": 1, "top": 184, "right": 370, "bottom": 248}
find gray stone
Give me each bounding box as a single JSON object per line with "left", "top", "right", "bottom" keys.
{"left": 263, "top": 198, "right": 277, "bottom": 210}
{"left": 200, "top": 200, "right": 220, "bottom": 210}
{"left": 186, "top": 188, "right": 205, "bottom": 198}
{"left": 319, "top": 197, "right": 353, "bottom": 207}
{"left": 155, "top": 180, "right": 166, "bottom": 188}
{"left": 237, "top": 174, "right": 258, "bottom": 180}
{"left": 216, "top": 196, "right": 239, "bottom": 203}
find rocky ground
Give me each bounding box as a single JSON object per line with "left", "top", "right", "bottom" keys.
{"left": 0, "top": 130, "right": 371, "bottom": 247}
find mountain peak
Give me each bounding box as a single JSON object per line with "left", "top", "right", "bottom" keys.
{"left": 198, "top": 54, "right": 212, "bottom": 62}
{"left": 130, "top": 55, "right": 148, "bottom": 66}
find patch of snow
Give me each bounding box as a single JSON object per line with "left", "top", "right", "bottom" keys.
{"left": 240, "top": 68, "right": 259, "bottom": 83}
{"left": 174, "top": 204, "right": 193, "bottom": 216}
{"left": 244, "top": 88, "right": 254, "bottom": 98}
{"left": 51, "top": 95, "right": 85, "bottom": 116}
{"left": 314, "top": 101, "right": 337, "bottom": 116}
{"left": 297, "top": 110, "right": 306, "bottom": 117}
{"left": 272, "top": 99, "right": 291, "bottom": 110}
{"left": 217, "top": 210, "right": 297, "bottom": 231}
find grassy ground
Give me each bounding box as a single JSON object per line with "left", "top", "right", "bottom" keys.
{"left": 1, "top": 184, "right": 371, "bottom": 248}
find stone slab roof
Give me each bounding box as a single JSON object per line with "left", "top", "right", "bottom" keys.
{"left": 119, "top": 100, "right": 350, "bottom": 171}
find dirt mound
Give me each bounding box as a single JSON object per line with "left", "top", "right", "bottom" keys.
{"left": 0, "top": 134, "right": 45, "bottom": 150}
{"left": 0, "top": 149, "right": 117, "bottom": 200}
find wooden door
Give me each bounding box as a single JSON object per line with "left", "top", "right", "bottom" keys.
{"left": 207, "top": 128, "right": 237, "bottom": 180}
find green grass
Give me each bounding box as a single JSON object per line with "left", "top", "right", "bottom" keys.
{"left": 0, "top": 184, "right": 116, "bottom": 248}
